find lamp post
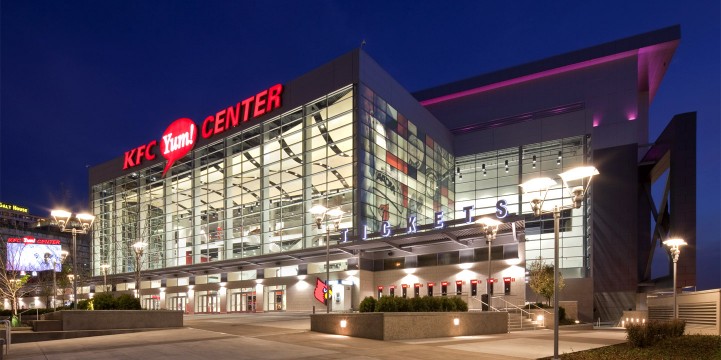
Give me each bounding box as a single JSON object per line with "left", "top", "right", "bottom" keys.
{"left": 132, "top": 241, "right": 147, "bottom": 299}
{"left": 51, "top": 210, "right": 95, "bottom": 310}
{"left": 476, "top": 217, "right": 501, "bottom": 301}
{"left": 310, "top": 204, "right": 344, "bottom": 313}
{"left": 663, "top": 238, "right": 687, "bottom": 319}
{"left": 100, "top": 264, "right": 111, "bottom": 293}
{"left": 52, "top": 250, "right": 69, "bottom": 311}
{"left": 520, "top": 165, "right": 598, "bottom": 360}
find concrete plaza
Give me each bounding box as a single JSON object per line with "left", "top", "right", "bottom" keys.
{"left": 8, "top": 312, "right": 627, "bottom": 359}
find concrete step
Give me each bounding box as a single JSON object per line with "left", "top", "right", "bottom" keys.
{"left": 11, "top": 328, "right": 167, "bottom": 343}
{"left": 30, "top": 320, "right": 62, "bottom": 332}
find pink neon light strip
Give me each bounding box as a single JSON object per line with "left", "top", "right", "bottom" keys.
{"left": 420, "top": 50, "right": 638, "bottom": 106}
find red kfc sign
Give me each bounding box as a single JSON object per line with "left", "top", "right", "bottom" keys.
{"left": 122, "top": 84, "right": 283, "bottom": 176}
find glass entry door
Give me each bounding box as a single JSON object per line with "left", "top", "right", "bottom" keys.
{"left": 266, "top": 288, "right": 284, "bottom": 311}
{"left": 168, "top": 295, "right": 188, "bottom": 313}
{"left": 229, "top": 292, "right": 256, "bottom": 312}
{"left": 196, "top": 293, "right": 219, "bottom": 313}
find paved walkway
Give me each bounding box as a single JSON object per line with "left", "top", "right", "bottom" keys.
{"left": 7, "top": 313, "right": 627, "bottom": 359}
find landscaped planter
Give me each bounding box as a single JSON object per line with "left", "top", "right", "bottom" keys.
{"left": 311, "top": 312, "right": 508, "bottom": 340}
{"left": 40, "top": 310, "right": 183, "bottom": 331}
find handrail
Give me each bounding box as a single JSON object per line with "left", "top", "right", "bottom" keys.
{"left": 470, "top": 296, "right": 500, "bottom": 312}
{"left": 492, "top": 296, "right": 534, "bottom": 318}
{"left": 527, "top": 302, "right": 553, "bottom": 316}
{"left": 0, "top": 319, "right": 10, "bottom": 355}
{"left": 18, "top": 308, "right": 39, "bottom": 324}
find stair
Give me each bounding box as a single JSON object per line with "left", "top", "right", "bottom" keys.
{"left": 507, "top": 310, "right": 543, "bottom": 332}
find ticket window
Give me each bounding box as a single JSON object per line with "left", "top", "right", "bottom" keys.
{"left": 504, "top": 277, "right": 512, "bottom": 295}
{"left": 471, "top": 280, "right": 478, "bottom": 296}
{"left": 413, "top": 284, "right": 421, "bottom": 298}
{"left": 389, "top": 286, "right": 395, "bottom": 297}
{"left": 377, "top": 286, "right": 383, "bottom": 298}
{"left": 441, "top": 282, "right": 448, "bottom": 296}
{"left": 488, "top": 279, "right": 494, "bottom": 295}
{"left": 427, "top": 283, "right": 434, "bottom": 297}
{"left": 455, "top": 281, "right": 463, "bottom": 296}
{"left": 401, "top": 285, "right": 408, "bottom": 298}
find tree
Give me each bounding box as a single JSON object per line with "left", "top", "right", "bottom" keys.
{"left": 528, "top": 257, "right": 565, "bottom": 306}
{"left": 0, "top": 235, "right": 38, "bottom": 321}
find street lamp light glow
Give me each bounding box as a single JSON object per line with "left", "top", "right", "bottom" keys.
{"left": 51, "top": 209, "right": 95, "bottom": 310}
{"left": 663, "top": 237, "right": 686, "bottom": 319}
{"left": 519, "top": 165, "right": 598, "bottom": 360}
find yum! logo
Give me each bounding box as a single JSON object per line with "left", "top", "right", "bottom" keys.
{"left": 122, "top": 84, "right": 283, "bottom": 177}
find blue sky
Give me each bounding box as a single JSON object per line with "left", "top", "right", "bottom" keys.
{"left": 1, "top": 1, "right": 718, "bottom": 288}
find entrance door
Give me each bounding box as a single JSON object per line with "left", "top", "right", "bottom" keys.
{"left": 197, "top": 294, "right": 219, "bottom": 313}
{"left": 267, "top": 290, "right": 284, "bottom": 311}
{"left": 143, "top": 297, "right": 159, "bottom": 310}
{"left": 244, "top": 292, "right": 256, "bottom": 312}
{"left": 169, "top": 296, "right": 188, "bottom": 312}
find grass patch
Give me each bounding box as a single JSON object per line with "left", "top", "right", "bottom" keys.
{"left": 538, "top": 335, "right": 721, "bottom": 359}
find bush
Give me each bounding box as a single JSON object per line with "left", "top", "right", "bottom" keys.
{"left": 77, "top": 299, "right": 93, "bottom": 310}
{"left": 359, "top": 296, "right": 376, "bottom": 313}
{"left": 116, "top": 294, "right": 142, "bottom": 310}
{"left": 626, "top": 319, "right": 686, "bottom": 348}
{"left": 93, "top": 293, "right": 117, "bottom": 310}
{"left": 371, "top": 295, "right": 469, "bottom": 313}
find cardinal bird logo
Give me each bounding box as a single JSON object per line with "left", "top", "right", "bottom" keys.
{"left": 314, "top": 277, "right": 331, "bottom": 305}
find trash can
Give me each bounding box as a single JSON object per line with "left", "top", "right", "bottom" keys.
{"left": 481, "top": 294, "right": 489, "bottom": 311}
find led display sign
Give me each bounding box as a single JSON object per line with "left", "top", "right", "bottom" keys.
{"left": 122, "top": 84, "right": 284, "bottom": 176}
{"left": 6, "top": 237, "right": 62, "bottom": 272}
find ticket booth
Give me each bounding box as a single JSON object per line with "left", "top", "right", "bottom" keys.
{"left": 389, "top": 285, "right": 395, "bottom": 297}
{"left": 377, "top": 286, "right": 383, "bottom": 298}
{"left": 413, "top": 283, "right": 421, "bottom": 298}
{"left": 401, "top": 284, "right": 408, "bottom": 298}
{"left": 441, "top": 281, "right": 448, "bottom": 296}
{"left": 504, "top": 277, "right": 512, "bottom": 295}
{"left": 427, "top": 282, "right": 434, "bottom": 296}
{"left": 470, "top": 279, "right": 478, "bottom": 296}
{"left": 455, "top": 280, "right": 463, "bottom": 295}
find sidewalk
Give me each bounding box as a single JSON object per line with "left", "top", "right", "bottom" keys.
{"left": 7, "top": 313, "right": 628, "bottom": 359}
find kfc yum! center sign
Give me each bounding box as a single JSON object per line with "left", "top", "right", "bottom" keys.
{"left": 123, "top": 84, "right": 283, "bottom": 177}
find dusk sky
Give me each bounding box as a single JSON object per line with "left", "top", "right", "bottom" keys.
{"left": 1, "top": 1, "right": 719, "bottom": 289}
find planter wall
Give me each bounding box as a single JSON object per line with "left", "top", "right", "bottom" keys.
{"left": 311, "top": 312, "right": 508, "bottom": 340}
{"left": 41, "top": 310, "right": 183, "bottom": 331}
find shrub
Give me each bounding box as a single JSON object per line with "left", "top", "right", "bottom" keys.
{"left": 359, "top": 296, "right": 376, "bottom": 313}
{"left": 93, "top": 293, "right": 117, "bottom": 310}
{"left": 77, "top": 299, "right": 93, "bottom": 310}
{"left": 626, "top": 319, "right": 686, "bottom": 348}
{"left": 451, "top": 296, "right": 468, "bottom": 312}
{"left": 116, "top": 294, "right": 142, "bottom": 310}
{"left": 372, "top": 295, "right": 468, "bottom": 313}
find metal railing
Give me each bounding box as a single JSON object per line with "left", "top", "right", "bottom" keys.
{"left": 470, "top": 296, "right": 500, "bottom": 312}
{"left": 0, "top": 319, "right": 10, "bottom": 356}
{"left": 18, "top": 308, "right": 39, "bottom": 325}
{"left": 490, "top": 297, "right": 542, "bottom": 330}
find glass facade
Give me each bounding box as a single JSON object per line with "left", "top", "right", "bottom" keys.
{"left": 358, "top": 84, "right": 454, "bottom": 233}
{"left": 91, "top": 86, "right": 354, "bottom": 276}
{"left": 455, "top": 135, "right": 591, "bottom": 278}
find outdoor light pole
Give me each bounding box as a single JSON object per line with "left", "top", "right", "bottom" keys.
{"left": 51, "top": 210, "right": 95, "bottom": 310}
{"left": 310, "top": 205, "right": 344, "bottom": 314}
{"left": 477, "top": 218, "right": 501, "bottom": 300}
{"left": 520, "top": 166, "right": 598, "bottom": 360}
{"left": 663, "top": 238, "right": 687, "bottom": 319}
{"left": 52, "top": 250, "right": 69, "bottom": 311}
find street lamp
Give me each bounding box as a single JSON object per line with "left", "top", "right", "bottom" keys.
{"left": 476, "top": 217, "right": 501, "bottom": 301}
{"left": 51, "top": 210, "right": 95, "bottom": 310}
{"left": 520, "top": 165, "right": 598, "bottom": 360}
{"left": 310, "top": 204, "right": 344, "bottom": 313}
{"left": 663, "top": 238, "right": 687, "bottom": 319}
{"left": 52, "top": 250, "right": 69, "bottom": 311}
{"left": 100, "top": 264, "right": 111, "bottom": 293}
{"left": 132, "top": 241, "right": 147, "bottom": 299}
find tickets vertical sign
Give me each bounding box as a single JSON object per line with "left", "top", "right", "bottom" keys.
{"left": 161, "top": 118, "right": 197, "bottom": 177}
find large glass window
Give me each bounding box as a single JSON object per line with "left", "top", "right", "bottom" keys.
{"left": 92, "top": 86, "right": 355, "bottom": 276}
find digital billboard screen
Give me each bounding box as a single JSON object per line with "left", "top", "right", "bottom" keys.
{"left": 6, "top": 237, "right": 62, "bottom": 272}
